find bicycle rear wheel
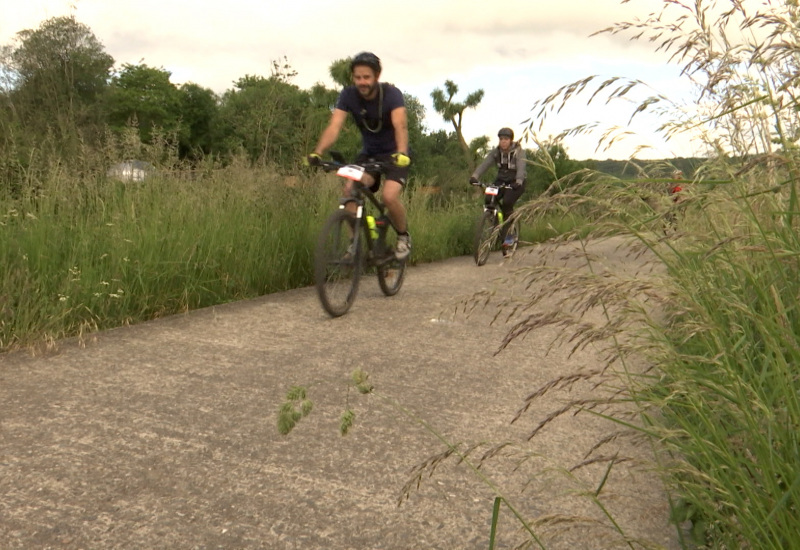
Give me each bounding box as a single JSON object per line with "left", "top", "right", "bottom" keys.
{"left": 474, "top": 210, "right": 497, "bottom": 266}
{"left": 314, "top": 210, "right": 362, "bottom": 317}
{"left": 377, "top": 232, "right": 406, "bottom": 296}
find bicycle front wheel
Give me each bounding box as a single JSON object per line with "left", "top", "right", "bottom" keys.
{"left": 377, "top": 231, "right": 407, "bottom": 296}
{"left": 474, "top": 210, "right": 497, "bottom": 266}
{"left": 314, "top": 210, "right": 362, "bottom": 317}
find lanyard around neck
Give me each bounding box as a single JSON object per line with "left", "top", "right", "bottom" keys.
{"left": 360, "top": 84, "right": 384, "bottom": 134}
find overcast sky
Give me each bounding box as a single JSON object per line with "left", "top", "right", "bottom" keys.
{"left": 2, "top": 0, "right": 705, "bottom": 160}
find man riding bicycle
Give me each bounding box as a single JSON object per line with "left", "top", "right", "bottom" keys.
{"left": 307, "top": 51, "right": 412, "bottom": 261}
{"left": 469, "top": 127, "right": 527, "bottom": 252}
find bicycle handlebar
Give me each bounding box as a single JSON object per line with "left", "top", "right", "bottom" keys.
{"left": 314, "top": 156, "right": 393, "bottom": 175}
{"left": 471, "top": 181, "right": 516, "bottom": 189}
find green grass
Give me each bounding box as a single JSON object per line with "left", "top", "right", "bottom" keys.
{"left": 0, "top": 164, "right": 584, "bottom": 352}
{"left": 3, "top": 1, "right": 788, "bottom": 547}
{"left": 0, "top": 166, "right": 323, "bottom": 349}
{"left": 484, "top": 161, "right": 800, "bottom": 547}
{"left": 640, "top": 175, "right": 800, "bottom": 548}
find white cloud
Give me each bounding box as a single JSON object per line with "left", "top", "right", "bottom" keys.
{"left": 2, "top": 0, "right": 705, "bottom": 159}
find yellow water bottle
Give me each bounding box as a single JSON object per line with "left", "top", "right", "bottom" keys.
{"left": 366, "top": 215, "right": 378, "bottom": 240}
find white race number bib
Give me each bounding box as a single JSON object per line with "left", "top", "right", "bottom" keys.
{"left": 337, "top": 165, "right": 365, "bottom": 181}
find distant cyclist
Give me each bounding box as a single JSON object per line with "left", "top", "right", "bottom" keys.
{"left": 663, "top": 169, "right": 686, "bottom": 232}
{"left": 307, "top": 51, "right": 412, "bottom": 261}
{"left": 670, "top": 170, "right": 685, "bottom": 203}
{"left": 470, "top": 127, "right": 527, "bottom": 249}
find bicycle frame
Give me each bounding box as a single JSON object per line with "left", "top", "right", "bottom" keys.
{"left": 313, "top": 154, "right": 408, "bottom": 316}
{"left": 475, "top": 181, "right": 515, "bottom": 223}
{"left": 332, "top": 163, "right": 398, "bottom": 265}
{"left": 483, "top": 191, "right": 503, "bottom": 223}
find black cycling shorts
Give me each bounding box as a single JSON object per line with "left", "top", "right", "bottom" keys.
{"left": 356, "top": 153, "right": 409, "bottom": 190}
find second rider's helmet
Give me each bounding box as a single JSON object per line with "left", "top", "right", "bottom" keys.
{"left": 498, "top": 127, "right": 514, "bottom": 140}
{"left": 350, "top": 52, "right": 382, "bottom": 75}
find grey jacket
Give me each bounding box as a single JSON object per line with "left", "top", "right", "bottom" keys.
{"left": 472, "top": 143, "right": 527, "bottom": 184}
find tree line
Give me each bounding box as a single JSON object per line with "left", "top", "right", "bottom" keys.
{"left": 0, "top": 18, "right": 463, "bottom": 184}
{"left": 0, "top": 15, "right": 606, "bottom": 198}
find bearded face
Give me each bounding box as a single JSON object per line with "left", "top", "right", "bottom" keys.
{"left": 352, "top": 65, "right": 379, "bottom": 99}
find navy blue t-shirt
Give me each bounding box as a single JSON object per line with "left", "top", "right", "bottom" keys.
{"left": 335, "top": 83, "right": 405, "bottom": 156}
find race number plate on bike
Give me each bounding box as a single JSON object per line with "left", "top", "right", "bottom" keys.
{"left": 485, "top": 186, "right": 499, "bottom": 196}
{"left": 337, "top": 165, "right": 365, "bottom": 181}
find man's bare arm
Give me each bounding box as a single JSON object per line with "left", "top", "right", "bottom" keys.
{"left": 313, "top": 109, "right": 348, "bottom": 155}
{"left": 391, "top": 106, "right": 409, "bottom": 154}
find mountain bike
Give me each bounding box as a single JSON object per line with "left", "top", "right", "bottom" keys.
{"left": 471, "top": 181, "right": 520, "bottom": 266}
{"left": 312, "top": 153, "right": 407, "bottom": 317}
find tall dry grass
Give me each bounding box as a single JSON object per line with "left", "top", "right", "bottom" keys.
{"left": 0, "top": 143, "right": 585, "bottom": 353}
{"left": 0, "top": 161, "right": 327, "bottom": 351}
{"left": 399, "top": 1, "right": 800, "bottom": 548}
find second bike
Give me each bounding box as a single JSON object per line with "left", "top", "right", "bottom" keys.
{"left": 471, "top": 181, "right": 520, "bottom": 266}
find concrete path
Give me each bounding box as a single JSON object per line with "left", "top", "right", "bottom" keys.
{"left": 0, "top": 239, "right": 683, "bottom": 549}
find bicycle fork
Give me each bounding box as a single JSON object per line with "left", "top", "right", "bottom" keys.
{"left": 486, "top": 205, "right": 515, "bottom": 249}
{"left": 483, "top": 205, "right": 503, "bottom": 225}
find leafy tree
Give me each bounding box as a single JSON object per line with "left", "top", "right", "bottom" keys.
{"left": 470, "top": 136, "right": 491, "bottom": 160}
{"left": 219, "top": 74, "right": 320, "bottom": 168}
{"left": 528, "top": 141, "right": 587, "bottom": 195}
{"left": 105, "top": 63, "right": 183, "bottom": 144}
{"left": 404, "top": 93, "right": 426, "bottom": 156}
{"left": 177, "top": 83, "right": 220, "bottom": 160}
{"left": 407, "top": 129, "right": 472, "bottom": 189}
{"left": 304, "top": 82, "right": 355, "bottom": 157}
{"left": 430, "top": 80, "right": 484, "bottom": 170}
{"left": 328, "top": 58, "right": 352, "bottom": 88}
{"left": 2, "top": 15, "right": 113, "bottom": 146}
{"left": 270, "top": 55, "right": 298, "bottom": 83}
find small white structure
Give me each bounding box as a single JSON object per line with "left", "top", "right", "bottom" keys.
{"left": 108, "top": 160, "right": 154, "bottom": 182}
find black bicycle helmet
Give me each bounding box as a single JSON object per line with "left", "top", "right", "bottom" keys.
{"left": 498, "top": 127, "right": 514, "bottom": 140}
{"left": 350, "top": 52, "right": 382, "bottom": 75}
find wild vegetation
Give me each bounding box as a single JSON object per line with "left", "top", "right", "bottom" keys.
{"left": 446, "top": 0, "right": 800, "bottom": 547}
{"left": 0, "top": 15, "right": 591, "bottom": 351}
{"left": 6, "top": 1, "right": 800, "bottom": 548}
{"left": 283, "top": 0, "right": 800, "bottom": 547}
